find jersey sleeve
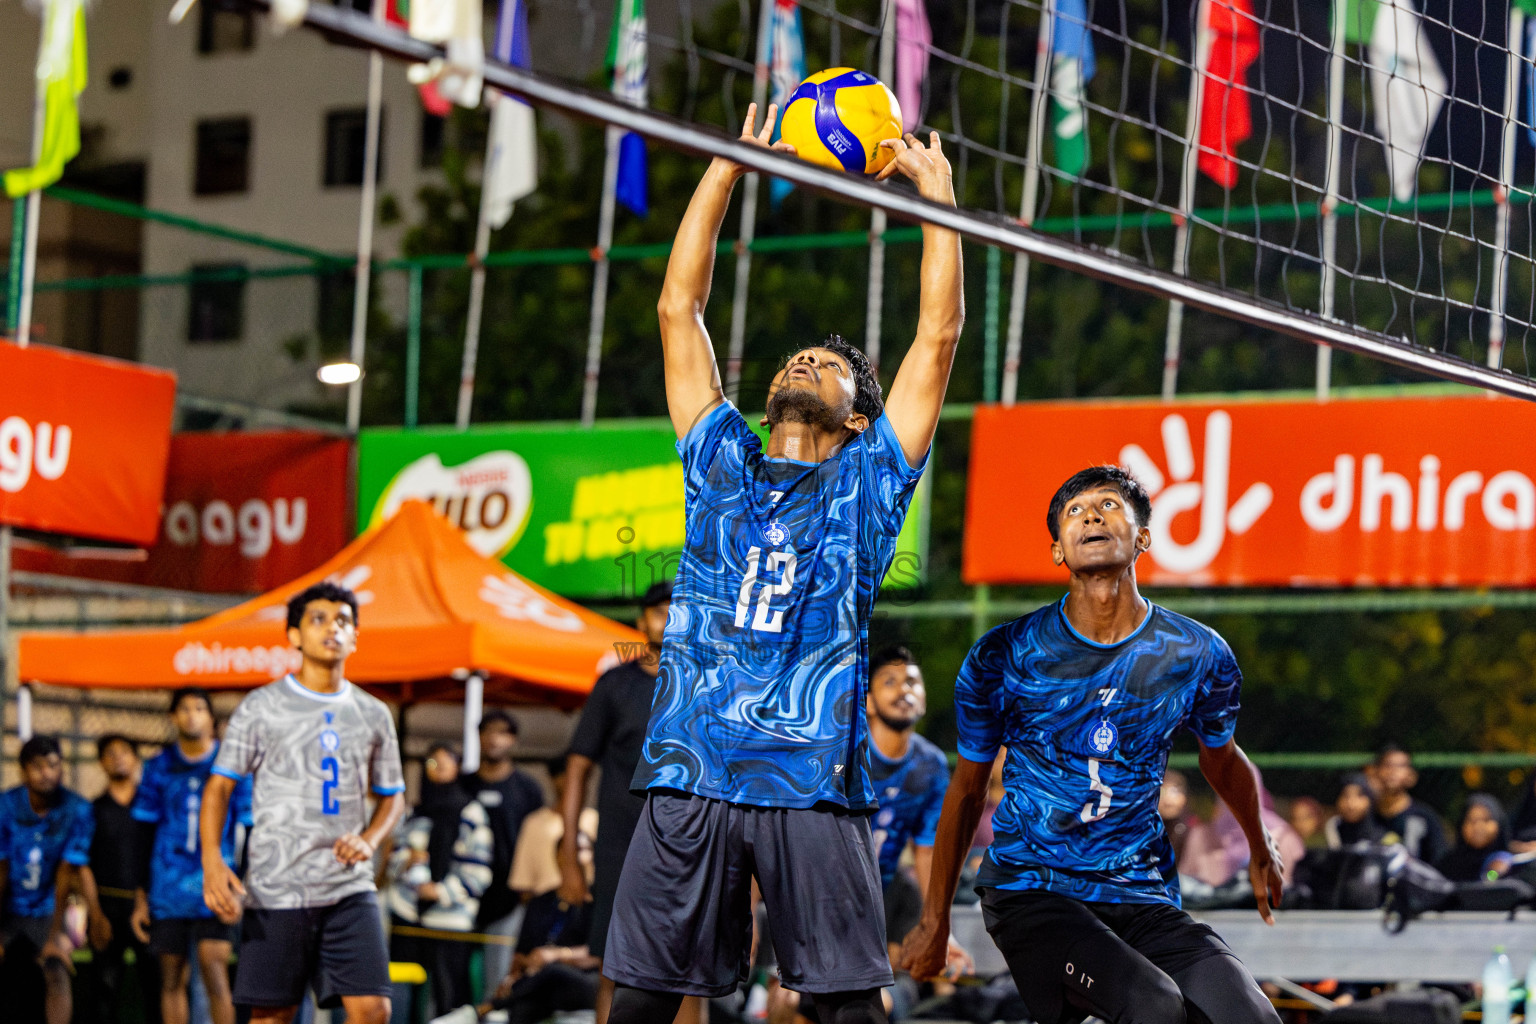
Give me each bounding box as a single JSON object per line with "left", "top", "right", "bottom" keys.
{"left": 676, "top": 401, "right": 753, "bottom": 502}
{"left": 131, "top": 757, "right": 165, "bottom": 824}
{"left": 857, "top": 413, "right": 929, "bottom": 537}
{"left": 369, "top": 704, "right": 406, "bottom": 797}
{"left": 64, "top": 798, "right": 95, "bottom": 867}
{"left": 567, "top": 672, "right": 615, "bottom": 762}
{"left": 954, "top": 627, "right": 1008, "bottom": 764}
{"left": 1186, "top": 632, "right": 1243, "bottom": 747}
{"left": 915, "top": 750, "right": 951, "bottom": 848}
{"left": 213, "top": 695, "right": 262, "bottom": 781}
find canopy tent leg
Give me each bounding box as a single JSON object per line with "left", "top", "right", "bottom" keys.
{"left": 461, "top": 672, "right": 484, "bottom": 774}
{"left": 18, "top": 683, "right": 32, "bottom": 741}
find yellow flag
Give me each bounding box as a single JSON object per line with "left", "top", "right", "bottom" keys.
{"left": 5, "top": 0, "right": 88, "bottom": 199}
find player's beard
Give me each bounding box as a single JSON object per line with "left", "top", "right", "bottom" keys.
{"left": 766, "top": 383, "right": 848, "bottom": 433}
{"left": 874, "top": 709, "right": 918, "bottom": 733}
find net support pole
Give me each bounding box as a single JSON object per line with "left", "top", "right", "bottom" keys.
{"left": 1163, "top": 0, "right": 1211, "bottom": 401}
{"left": 582, "top": 127, "right": 621, "bottom": 427}
{"left": 460, "top": 671, "right": 484, "bottom": 774}
{"left": 1490, "top": 6, "right": 1525, "bottom": 372}
{"left": 1002, "top": 0, "right": 1054, "bottom": 406}
{"left": 456, "top": 205, "right": 493, "bottom": 429}
{"left": 13, "top": 14, "right": 47, "bottom": 346}
{"left": 1317, "top": 0, "right": 1348, "bottom": 400}
{"left": 405, "top": 262, "right": 422, "bottom": 428}
{"left": 864, "top": 0, "right": 899, "bottom": 374}
{"left": 725, "top": 0, "right": 775, "bottom": 397}
{"left": 346, "top": 0, "right": 386, "bottom": 434}
{"left": 17, "top": 683, "right": 32, "bottom": 742}
{"left": 983, "top": 245, "right": 1000, "bottom": 401}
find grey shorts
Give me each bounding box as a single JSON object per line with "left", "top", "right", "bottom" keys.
{"left": 603, "top": 790, "right": 894, "bottom": 998}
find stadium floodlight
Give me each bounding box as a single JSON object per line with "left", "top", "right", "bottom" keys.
{"left": 318, "top": 361, "right": 363, "bottom": 386}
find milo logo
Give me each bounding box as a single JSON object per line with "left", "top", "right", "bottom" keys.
{"left": 373, "top": 451, "right": 533, "bottom": 558}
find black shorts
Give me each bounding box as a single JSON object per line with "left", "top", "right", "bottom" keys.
{"left": 604, "top": 791, "right": 894, "bottom": 998}
{"left": 149, "top": 916, "right": 239, "bottom": 957}
{"left": 232, "top": 891, "right": 391, "bottom": 1009}
{"left": 587, "top": 830, "right": 630, "bottom": 961}
{"left": 980, "top": 889, "right": 1279, "bottom": 1024}
{"left": 0, "top": 915, "right": 51, "bottom": 955}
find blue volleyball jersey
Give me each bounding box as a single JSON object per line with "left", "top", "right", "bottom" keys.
{"left": 955, "top": 599, "right": 1242, "bottom": 906}
{"left": 132, "top": 743, "right": 253, "bottom": 920}
{"left": 633, "top": 402, "right": 927, "bottom": 810}
{"left": 0, "top": 785, "right": 93, "bottom": 918}
{"left": 869, "top": 733, "right": 950, "bottom": 886}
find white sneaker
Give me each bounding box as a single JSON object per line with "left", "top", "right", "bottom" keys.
{"left": 429, "top": 1006, "right": 480, "bottom": 1024}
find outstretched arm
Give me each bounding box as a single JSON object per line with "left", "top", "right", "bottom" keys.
{"left": 1199, "top": 739, "right": 1284, "bottom": 924}
{"left": 879, "top": 132, "right": 964, "bottom": 467}
{"left": 897, "top": 756, "right": 991, "bottom": 981}
{"left": 659, "top": 103, "right": 794, "bottom": 439}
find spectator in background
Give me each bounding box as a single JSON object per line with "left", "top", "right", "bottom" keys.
{"left": 1184, "top": 767, "right": 1303, "bottom": 888}
{"left": 1369, "top": 745, "right": 1449, "bottom": 864}
{"left": 461, "top": 711, "right": 543, "bottom": 996}
{"left": 1323, "top": 773, "right": 1384, "bottom": 849}
{"left": 386, "top": 743, "right": 492, "bottom": 1022}
{"left": 508, "top": 759, "right": 596, "bottom": 910}
{"left": 1158, "top": 769, "right": 1195, "bottom": 865}
{"left": 89, "top": 734, "right": 161, "bottom": 1024}
{"left": 1437, "top": 795, "right": 1510, "bottom": 883}
{"left": 558, "top": 581, "right": 703, "bottom": 1024}
{"left": 1287, "top": 797, "right": 1326, "bottom": 851}
{"left": 1506, "top": 772, "right": 1536, "bottom": 853}
{"left": 0, "top": 735, "right": 111, "bottom": 1024}
{"left": 131, "top": 688, "right": 251, "bottom": 1024}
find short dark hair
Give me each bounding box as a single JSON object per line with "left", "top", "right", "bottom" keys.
{"left": 1375, "top": 743, "right": 1409, "bottom": 766}
{"left": 96, "top": 734, "right": 137, "bottom": 760}
{"left": 19, "top": 735, "right": 61, "bottom": 767}
{"left": 479, "top": 709, "right": 518, "bottom": 735}
{"left": 1046, "top": 466, "right": 1154, "bottom": 542}
{"left": 425, "top": 742, "right": 459, "bottom": 763}
{"left": 780, "top": 334, "right": 884, "bottom": 423}
{"left": 640, "top": 580, "right": 673, "bottom": 611}
{"left": 169, "top": 686, "right": 213, "bottom": 715}
{"left": 286, "top": 582, "right": 360, "bottom": 631}
{"left": 870, "top": 645, "right": 916, "bottom": 673}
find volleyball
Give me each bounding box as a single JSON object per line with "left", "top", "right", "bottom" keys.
{"left": 779, "top": 68, "right": 904, "bottom": 177}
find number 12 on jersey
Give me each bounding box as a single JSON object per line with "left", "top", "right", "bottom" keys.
{"left": 735, "top": 546, "right": 798, "bottom": 633}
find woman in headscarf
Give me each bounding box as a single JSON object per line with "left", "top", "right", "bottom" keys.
{"left": 1323, "top": 773, "right": 1385, "bottom": 849}
{"left": 1437, "top": 794, "right": 1510, "bottom": 882}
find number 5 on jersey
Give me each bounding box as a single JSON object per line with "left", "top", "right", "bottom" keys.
{"left": 735, "top": 545, "right": 798, "bottom": 633}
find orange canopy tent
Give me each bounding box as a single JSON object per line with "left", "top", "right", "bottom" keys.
{"left": 18, "top": 500, "right": 644, "bottom": 710}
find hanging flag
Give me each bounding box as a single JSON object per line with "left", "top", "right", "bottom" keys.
{"left": 1343, "top": 0, "right": 1380, "bottom": 45}
{"left": 5, "top": 0, "right": 86, "bottom": 198}
{"left": 1365, "top": 0, "right": 1445, "bottom": 203}
{"left": 1521, "top": 0, "right": 1536, "bottom": 148}
{"left": 407, "top": 0, "right": 483, "bottom": 109}
{"left": 1197, "top": 0, "right": 1260, "bottom": 189}
{"left": 1049, "top": 0, "right": 1096, "bottom": 178}
{"left": 385, "top": 0, "right": 451, "bottom": 115}
{"left": 609, "top": 0, "right": 648, "bottom": 217}
{"left": 895, "top": 0, "right": 930, "bottom": 134}
{"left": 768, "top": 0, "right": 807, "bottom": 206}
{"left": 482, "top": 0, "right": 538, "bottom": 228}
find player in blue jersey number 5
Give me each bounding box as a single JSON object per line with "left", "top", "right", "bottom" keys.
{"left": 901, "top": 466, "right": 1284, "bottom": 1024}
{"left": 602, "top": 104, "right": 964, "bottom": 1024}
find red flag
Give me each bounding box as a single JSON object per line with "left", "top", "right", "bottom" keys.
{"left": 1197, "top": 0, "right": 1260, "bottom": 188}
{"left": 385, "top": 0, "right": 454, "bottom": 116}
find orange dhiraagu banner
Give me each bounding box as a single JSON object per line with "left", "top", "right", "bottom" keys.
{"left": 0, "top": 343, "right": 177, "bottom": 545}
{"left": 964, "top": 395, "right": 1536, "bottom": 588}
{"left": 16, "top": 433, "right": 353, "bottom": 594}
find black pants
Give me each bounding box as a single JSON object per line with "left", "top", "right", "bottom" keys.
{"left": 90, "top": 895, "right": 163, "bottom": 1024}
{"left": 491, "top": 963, "right": 599, "bottom": 1024}
{"left": 981, "top": 889, "right": 1280, "bottom": 1024}
{"left": 387, "top": 914, "right": 471, "bottom": 1020}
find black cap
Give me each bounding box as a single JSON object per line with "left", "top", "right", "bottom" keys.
{"left": 640, "top": 580, "right": 673, "bottom": 610}
{"left": 479, "top": 709, "right": 518, "bottom": 735}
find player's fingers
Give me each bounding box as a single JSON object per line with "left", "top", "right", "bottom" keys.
{"left": 742, "top": 102, "right": 758, "bottom": 137}
{"left": 771, "top": 141, "right": 797, "bottom": 155}
{"left": 757, "top": 104, "right": 778, "bottom": 143}
{"left": 929, "top": 130, "right": 943, "bottom": 154}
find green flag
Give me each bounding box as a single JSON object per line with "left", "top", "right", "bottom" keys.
{"left": 5, "top": 0, "right": 87, "bottom": 199}
{"left": 1515, "top": 0, "right": 1536, "bottom": 16}
{"left": 1341, "top": 0, "right": 1379, "bottom": 46}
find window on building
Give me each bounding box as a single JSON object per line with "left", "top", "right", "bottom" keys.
{"left": 420, "top": 110, "right": 446, "bottom": 169}
{"left": 198, "top": 0, "right": 254, "bottom": 54}
{"left": 316, "top": 268, "right": 355, "bottom": 342}
{"left": 324, "top": 108, "right": 385, "bottom": 187}
{"left": 194, "top": 118, "right": 251, "bottom": 195}
{"left": 187, "top": 264, "right": 245, "bottom": 343}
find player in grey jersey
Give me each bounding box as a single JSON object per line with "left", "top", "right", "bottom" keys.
{"left": 200, "top": 582, "right": 405, "bottom": 1024}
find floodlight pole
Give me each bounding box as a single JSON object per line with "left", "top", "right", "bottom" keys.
{"left": 1490, "top": 5, "right": 1525, "bottom": 372}
{"left": 1002, "top": 0, "right": 1055, "bottom": 406}
{"left": 724, "top": 0, "right": 775, "bottom": 398}
{"left": 346, "top": 0, "right": 387, "bottom": 433}
{"left": 864, "top": 0, "right": 898, "bottom": 375}
{"left": 1163, "top": 0, "right": 1211, "bottom": 401}
{"left": 1317, "top": 0, "right": 1347, "bottom": 400}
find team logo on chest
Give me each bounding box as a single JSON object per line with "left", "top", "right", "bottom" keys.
{"left": 320, "top": 710, "right": 340, "bottom": 752}
{"left": 763, "top": 520, "right": 789, "bottom": 546}
{"left": 1088, "top": 718, "right": 1118, "bottom": 756}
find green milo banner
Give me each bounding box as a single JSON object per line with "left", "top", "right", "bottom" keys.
{"left": 356, "top": 421, "right": 929, "bottom": 600}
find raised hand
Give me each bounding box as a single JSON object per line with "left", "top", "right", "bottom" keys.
{"left": 718, "top": 102, "right": 796, "bottom": 183}
{"left": 875, "top": 131, "right": 955, "bottom": 205}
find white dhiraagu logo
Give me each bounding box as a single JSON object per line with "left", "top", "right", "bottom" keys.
{"left": 479, "top": 573, "right": 584, "bottom": 633}
{"left": 1118, "top": 411, "right": 1273, "bottom": 576}
{"left": 375, "top": 451, "right": 533, "bottom": 559}
{"left": 0, "top": 416, "right": 70, "bottom": 493}
{"left": 163, "top": 497, "right": 308, "bottom": 558}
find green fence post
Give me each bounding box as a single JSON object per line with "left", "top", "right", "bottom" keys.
{"left": 406, "top": 263, "right": 422, "bottom": 429}
{"left": 983, "top": 246, "right": 1000, "bottom": 403}
{"left": 6, "top": 199, "right": 23, "bottom": 333}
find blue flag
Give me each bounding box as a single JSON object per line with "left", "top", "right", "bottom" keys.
{"left": 768, "top": 0, "right": 807, "bottom": 206}
{"left": 1050, "top": 0, "right": 1096, "bottom": 177}
{"left": 609, "top": 0, "right": 648, "bottom": 217}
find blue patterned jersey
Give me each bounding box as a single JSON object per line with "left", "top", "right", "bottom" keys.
{"left": 869, "top": 733, "right": 949, "bottom": 886}
{"left": 956, "top": 599, "right": 1242, "bottom": 906}
{"left": 132, "top": 743, "right": 253, "bottom": 920}
{"left": 634, "top": 402, "right": 927, "bottom": 810}
{"left": 0, "top": 785, "right": 93, "bottom": 918}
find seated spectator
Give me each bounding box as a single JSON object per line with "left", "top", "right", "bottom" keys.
{"left": 1508, "top": 772, "right": 1536, "bottom": 854}
{"left": 1179, "top": 767, "right": 1302, "bottom": 888}
{"left": 1288, "top": 796, "right": 1326, "bottom": 850}
{"left": 1324, "top": 773, "right": 1385, "bottom": 848}
{"left": 1437, "top": 794, "right": 1510, "bottom": 882}
{"left": 1369, "top": 744, "right": 1449, "bottom": 864}
{"left": 1159, "top": 769, "right": 1196, "bottom": 864}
